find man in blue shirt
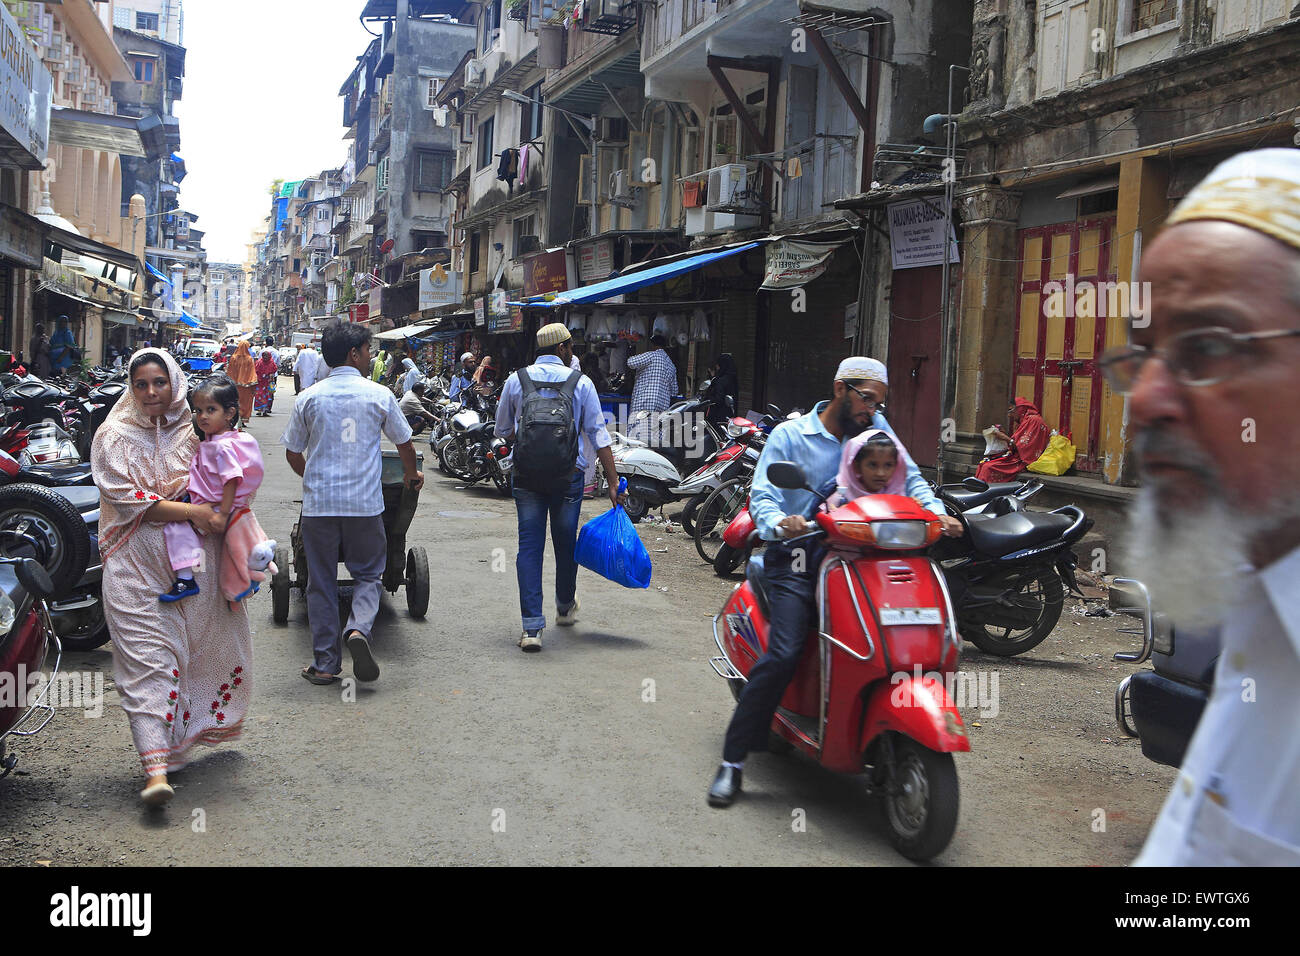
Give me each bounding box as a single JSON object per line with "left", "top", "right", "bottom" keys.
{"left": 448, "top": 352, "right": 478, "bottom": 402}
{"left": 495, "top": 323, "right": 625, "bottom": 652}
{"left": 708, "top": 357, "right": 962, "bottom": 807}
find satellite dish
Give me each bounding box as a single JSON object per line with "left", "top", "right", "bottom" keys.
{"left": 380, "top": 238, "right": 395, "bottom": 254}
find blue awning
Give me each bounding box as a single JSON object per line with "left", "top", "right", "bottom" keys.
{"left": 511, "top": 242, "right": 761, "bottom": 307}
{"left": 145, "top": 261, "right": 171, "bottom": 285}
{"left": 180, "top": 310, "right": 200, "bottom": 329}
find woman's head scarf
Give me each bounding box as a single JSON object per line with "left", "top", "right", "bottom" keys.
{"left": 226, "top": 340, "right": 255, "bottom": 385}
{"left": 92, "top": 348, "right": 197, "bottom": 559}
{"left": 836, "top": 428, "right": 911, "bottom": 503}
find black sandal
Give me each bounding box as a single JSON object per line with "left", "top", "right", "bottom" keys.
{"left": 301, "top": 666, "right": 341, "bottom": 685}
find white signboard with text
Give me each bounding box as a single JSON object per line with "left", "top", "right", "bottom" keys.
{"left": 888, "top": 198, "right": 959, "bottom": 270}
{"left": 0, "top": 3, "right": 51, "bottom": 167}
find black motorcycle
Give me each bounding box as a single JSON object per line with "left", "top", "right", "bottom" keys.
{"left": 932, "top": 485, "right": 1092, "bottom": 657}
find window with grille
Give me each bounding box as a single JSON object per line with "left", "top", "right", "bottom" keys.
{"left": 469, "top": 231, "right": 481, "bottom": 275}
{"left": 136, "top": 11, "right": 160, "bottom": 32}
{"left": 1132, "top": 0, "right": 1177, "bottom": 32}
{"left": 415, "top": 151, "right": 453, "bottom": 192}
{"left": 512, "top": 215, "right": 535, "bottom": 258}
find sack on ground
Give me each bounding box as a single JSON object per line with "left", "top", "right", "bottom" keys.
{"left": 575, "top": 500, "right": 652, "bottom": 590}
{"left": 1027, "top": 432, "right": 1077, "bottom": 476}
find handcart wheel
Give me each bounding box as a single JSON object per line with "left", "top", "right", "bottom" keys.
{"left": 406, "top": 546, "right": 430, "bottom": 619}
{"left": 271, "top": 546, "right": 291, "bottom": 624}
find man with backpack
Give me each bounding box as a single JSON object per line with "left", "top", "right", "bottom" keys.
{"left": 494, "top": 322, "right": 624, "bottom": 652}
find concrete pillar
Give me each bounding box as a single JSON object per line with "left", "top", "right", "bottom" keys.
{"left": 1101, "top": 153, "right": 1170, "bottom": 484}
{"left": 948, "top": 183, "right": 1022, "bottom": 467}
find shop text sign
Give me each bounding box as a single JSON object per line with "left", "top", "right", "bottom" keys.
{"left": 523, "top": 250, "right": 567, "bottom": 297}
{"left": 0, "top": 3, "right": 50, "bottom": 167}
{"left": 577, "top": 239, "right": 613, "bottom": 283}
{"left": 418, "top": 263, "right": 461, "bottom": 309}
{"left": 888, "top": 198, "right": 959, "bottom": 270}
{"left": 759, "top": 239, "right": 840, "bottom": 290}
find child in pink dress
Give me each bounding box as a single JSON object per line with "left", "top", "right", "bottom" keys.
{"left": 161, "top": 376, "right": 276, "bottom": 607}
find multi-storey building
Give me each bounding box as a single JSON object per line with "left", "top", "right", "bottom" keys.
{"left": 948, "top": 0, "right": 1300, "bottom": 491}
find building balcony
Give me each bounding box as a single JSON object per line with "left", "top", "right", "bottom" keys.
{"left": 641, "top": 0, "right": 793, "bottom": 101}
{"left": 544, "top": 24, "right": 641, "bottom": 117}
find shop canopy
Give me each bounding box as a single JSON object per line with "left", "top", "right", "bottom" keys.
{"left": 179, "top": 310, "right": 200, "bottom": 329}
{"left": 510, "top": 242, "right": 761, "bottom": 307}
{"left": 374, "top": 323, "right": 438, "bottom": 340}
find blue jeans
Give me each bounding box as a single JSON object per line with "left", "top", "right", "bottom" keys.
{"left": 512, "top": 469, "right": 585, "bottom": 632}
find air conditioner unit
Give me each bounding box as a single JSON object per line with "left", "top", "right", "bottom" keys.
{"left": 597, "top": 116, "right": 629, "bottom": 144}
{"left": 608, "top": 169, "right": 639, "bottom": 208}
{"left": 465, "top": 61, "right": 483, "bottom": 87}
{"left": 706, "top": 164, "right": 751, "bottom": 208}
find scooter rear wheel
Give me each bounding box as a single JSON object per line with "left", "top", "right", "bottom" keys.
{"left": 879, "top": 735, "right": 960, "bottom": 862}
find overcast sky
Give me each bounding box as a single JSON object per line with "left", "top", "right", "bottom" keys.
{"left": 176, "top": 1, "right": 376, "bottom": 264}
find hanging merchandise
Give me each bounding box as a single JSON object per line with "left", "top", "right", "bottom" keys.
{"left": 651, "top": 312, "right": 671, "bottom": 340}
{"left": 690, "top": 307, "right": 711, "bottom": 342}
{"left": 566, "top": 308, "right": 586, "bottom": 333}
{"left": 786, "top": 156, "right": 803, "bottom": 178}
{"left": 619, "top": 311, "right": 648, "bottom": 342}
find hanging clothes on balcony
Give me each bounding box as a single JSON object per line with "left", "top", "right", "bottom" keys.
{"left": 519, "top": 143, "right": 530, "bottom": 183}
{"left": 496, "top": 148, "right": 519, "bottom": 194}
{"left": 682, "top": 179, "right": 703, "bottom": 208}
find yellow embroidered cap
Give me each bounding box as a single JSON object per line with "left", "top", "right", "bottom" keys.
{"left": 536, "top": 322, "right": 572, "bottom": 348}
{"left": 1166, "top": 148, "right": 1300, "bottom": 252}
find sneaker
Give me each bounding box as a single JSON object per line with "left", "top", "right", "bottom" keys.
{"left": 557, "top": 598, "right": 579, "bottom": 626}
{"left": 519, "top": 630, "right": 542, "bottom": 652}
{"left": 159, "top": 579, "right": 199, "bottom": 603}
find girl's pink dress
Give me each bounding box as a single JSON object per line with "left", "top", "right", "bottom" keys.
{"left": 833, "top": 428, "right": 910, "bottom": 506}
{"left": 163, "top": 430, "right": 276, "bottom": 601}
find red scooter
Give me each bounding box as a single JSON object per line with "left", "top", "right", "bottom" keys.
{"left": 0, "top": 556, "right": 61, "bottom": 777}
{"left": 710, "top": 461, "right": 969, "bottom": 860}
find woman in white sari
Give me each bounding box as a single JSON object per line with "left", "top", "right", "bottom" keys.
{"left": 92, "top": 348, "right": 253, "bottom": 806}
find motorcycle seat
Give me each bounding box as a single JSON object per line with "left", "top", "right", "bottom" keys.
{"left": 746, "top": 554, "right": 770, "bottom": 619}
{"left": 20, "top": 462, "right": 94, "bottom": 488}
{"left": 940, "top": 481, "right": 1026, "bottom": 509}
{"left": 965, "top": 510, "right": 1076, "bottom": 558}
{"left": 463, "top": 422, "right": 495, "bottom": 437}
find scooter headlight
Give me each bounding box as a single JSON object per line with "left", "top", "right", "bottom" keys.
{"left": 833, "top": 519, "right": 933, "bottom": 549}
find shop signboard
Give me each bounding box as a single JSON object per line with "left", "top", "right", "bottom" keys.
{"left": 577, "top": 238, "right": 614, "bottom": 283}
{"left": 0, "top": 3, "right": 51, "bottom": 169}
{"left": 759, "top": 239, "right": 841, "bottom": 290}
{"left": 0, "top": 204, "right": 43, "bottom": 268}
{"left": 523, "top": 249, "right": 568, "bottom": 297}
{"left": 887, "top": 198, "right": 960, "bottom": 270}
{"left": 418, "top": 263, "right": 462, "bottom": 309}
{"left": 473, "top": 296, "right": 485, "bottom": 327}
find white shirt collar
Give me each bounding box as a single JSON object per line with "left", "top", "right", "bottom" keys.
{"left": 1258, "top": 543, "right": 1300, "bottom": 658}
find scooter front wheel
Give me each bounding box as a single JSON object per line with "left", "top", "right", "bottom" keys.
{"left": 878, "top": 735, "right": 959, "bottom": 862}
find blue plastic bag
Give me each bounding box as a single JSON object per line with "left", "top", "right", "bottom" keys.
{"left": 575, "top": 478, "right": 653, "bottom": 589}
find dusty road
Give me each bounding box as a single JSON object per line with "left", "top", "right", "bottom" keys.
{"left": 0, "top": 377, "right": 1173, "bottom": 865}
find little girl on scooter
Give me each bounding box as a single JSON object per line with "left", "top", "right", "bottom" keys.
{"left": 835, "top": 429, "right": 909, "bottom": 503}
{"left": 159, "top": 375, "right": 276, "bottom": 610}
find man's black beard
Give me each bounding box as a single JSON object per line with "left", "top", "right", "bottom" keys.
{"left": 837, "top": 399, "right": 871, "bottom": 439}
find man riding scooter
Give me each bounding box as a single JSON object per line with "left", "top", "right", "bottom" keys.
{"left": 707, "top": 357, "right": 963, "bottom": 807}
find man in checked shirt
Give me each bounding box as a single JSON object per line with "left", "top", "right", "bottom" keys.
{"left": 626, "top": 334, "right": 678, "bottom": 444}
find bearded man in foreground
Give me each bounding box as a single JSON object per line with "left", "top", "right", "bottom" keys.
{"left": 1103, "top": 148, "right": 1300, "bottom": 865}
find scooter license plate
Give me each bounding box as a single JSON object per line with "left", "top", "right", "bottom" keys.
{"left": 879, "top": 607, "right": 942, "bottom": 626}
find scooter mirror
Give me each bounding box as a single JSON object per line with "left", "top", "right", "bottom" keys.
{"left": 767, "top": 461, "right": 808, "bottom": 491}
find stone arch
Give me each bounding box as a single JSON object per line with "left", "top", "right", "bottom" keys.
{"left": 48, "top": 147, "right": 77, "bottom": 218}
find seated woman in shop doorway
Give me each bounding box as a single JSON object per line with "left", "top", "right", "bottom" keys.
{"left": 976, "top": 398, "right": 1051, "bottom": 483}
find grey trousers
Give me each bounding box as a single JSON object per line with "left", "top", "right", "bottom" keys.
{"left": 300, "top": 514, "right": 387, "bottom": 674}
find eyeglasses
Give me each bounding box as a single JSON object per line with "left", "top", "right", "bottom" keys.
{"left": 1098, "top": 326, "right": 1300, "bottom": 394}
{"left": 844, "top": 381, "right": 884, "bottom": 409}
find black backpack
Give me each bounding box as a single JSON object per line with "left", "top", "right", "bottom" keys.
{"left": 512, "top": 369, "right": 581, "bottom": 492}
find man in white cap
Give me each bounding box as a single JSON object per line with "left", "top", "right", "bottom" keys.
{"left": 708, "top": 357, "right": 962, "bottom": 807}
{"left": 448, "top": 351, "right": 478, "bottom": 402}
{"left": 494, "top": 322, "right": 625, "bottom": 652}
{"left": 1099, "top": 148, "right": 1300, "bottom": 864}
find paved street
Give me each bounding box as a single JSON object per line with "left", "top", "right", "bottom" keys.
{"left": 0, "top": 379, "right": 1174, "bottom": 866}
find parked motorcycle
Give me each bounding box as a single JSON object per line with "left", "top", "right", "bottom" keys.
{"left": 710, "top": 461, "right": 967, "bottom": 860}
{"left": 438, "top": 388, "right": 508, "bottom": 493}
{"left": 0, "top": 555, "right": 61, "bottom": 777}
{"left": 1111, "top": 578, "right": 1217, "bottom": 768}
